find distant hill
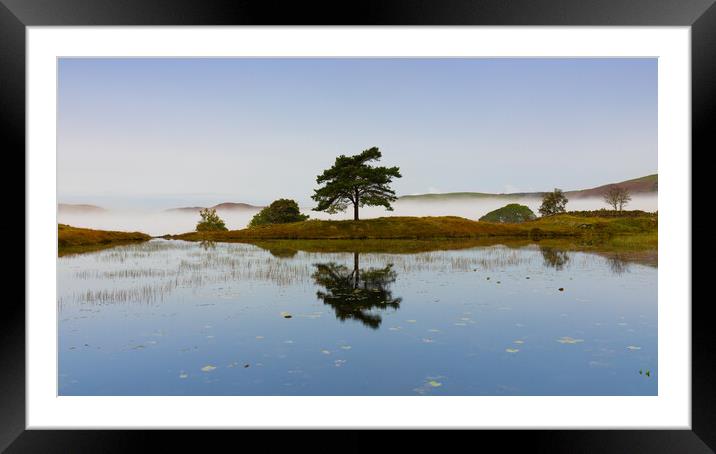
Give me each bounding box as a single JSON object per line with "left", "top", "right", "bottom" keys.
{"left": 566, "top": 174, "right": 657, "bottom": 199}
{"left": 58, "top": 203, "right": 106, "bottom": 214}
{"left": 165, "top": 202, "right": 263, "bottom": 213}
{"left": 399, "top": 174, "right": 657, "bottom": 201}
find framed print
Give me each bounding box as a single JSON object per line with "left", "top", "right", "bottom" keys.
{"left": 5, "top": 0, "right": 712, "bottom": 450}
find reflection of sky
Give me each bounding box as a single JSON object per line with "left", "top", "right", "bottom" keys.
{"left": 58, "top": 58, "right": 657, "bottom": 208}
{"left": 58, "top": 241, "right": 657, "bottom": 396}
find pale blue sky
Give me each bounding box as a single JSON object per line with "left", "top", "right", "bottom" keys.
{"left": 58, "top": 58, "right": 657, "bottom": 209}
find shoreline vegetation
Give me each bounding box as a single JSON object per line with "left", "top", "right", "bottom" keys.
{"left": 58, "top": 224, "right": 151, "bottom": 256}
{"left": 167, "top": 212, "right": 657, "bottom": 242}
{"left": 58, "top": 211, "right": 657, "bottom": 257}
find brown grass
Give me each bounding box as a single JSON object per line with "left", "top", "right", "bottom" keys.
{"left": 58, "top": 224, "right": 151, "bottom": 253}
{"left": 167, "top": 214, "right": 657, "bottom": 242}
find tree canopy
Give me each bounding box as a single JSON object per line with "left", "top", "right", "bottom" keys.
{"left": 196, "top": 208, "right": 227, "bottom": 231}
{"left": 249, "top": 198, "right": 308, "bottom": 228}
{"left": 312, "top": 147, "right": 402, "bottom": 220}
{"left": 539, "top": 189, "right": 568, "bottom": 216}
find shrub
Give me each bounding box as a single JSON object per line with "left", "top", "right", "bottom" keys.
{"left": 479, "top": 204, "right": 536, "bottom": 223}
{"left": 196, "top": 208, "right": 228, "bottom": 231}
{"left": 249, "top": 199, "right": 309, "bottom": 228}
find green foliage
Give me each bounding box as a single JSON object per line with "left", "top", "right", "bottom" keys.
{"left": 539, "top": 188, "right": 568, "bottom": 216}
{"left": 196, "top": 208, "right": 228, "bottom": 232}
{"left": 249, "top": 198, "right": 309, "bottom": 228}
{"left": 312, "top": 147, "right": 402, "bottom": 220}
{"left": 479, "top": 204, "right": 536, "bottom": 223}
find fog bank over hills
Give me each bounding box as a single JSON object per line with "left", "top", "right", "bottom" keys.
{"left": 58, "top": 174, "right": 657, "bottom": 236}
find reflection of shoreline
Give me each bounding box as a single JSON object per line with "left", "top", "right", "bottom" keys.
{"left": 312, "top": 253, "right": 402, "bottom": 329}
{"left": 254, "top": 238, "right": 657, "bottom": 268}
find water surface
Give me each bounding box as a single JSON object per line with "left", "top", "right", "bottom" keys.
{"left": 58, "top": 239, "right": 657, "bottom": 395}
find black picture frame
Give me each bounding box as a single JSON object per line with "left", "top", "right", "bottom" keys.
{"left": 5, "top": 0, "right": 711, "bottom": 451}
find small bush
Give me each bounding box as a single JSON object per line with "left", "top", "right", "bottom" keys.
{"left": 480, "top": 204, "right": 536, "bottom": 223}
{"left": 196, "top": 208, "right": 228, "bottom": 231}
{"left": 249, "top": 199, "right": 309, "bottom": 228}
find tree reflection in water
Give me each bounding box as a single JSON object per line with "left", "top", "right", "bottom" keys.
{"left": 540, "top": 246, "right": 570, "bottom": 271}
{"left": 312, "top": 253, "right": 401, "bottom": 329}
{"left": 607, "top": 254, "right": 630, "bottom": 275}
{"left": 200, "top": 240, "right": 216, "bottom": 251}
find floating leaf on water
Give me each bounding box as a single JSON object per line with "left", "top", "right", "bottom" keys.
{"left": 557, "top": 336, "right": 584, "bottom": 344}
{"left": 505, "top": 348, "right": 519, "bottom": 353}
{"left": 201, "top": 365, "right": 216, "bottom": 372}
{"left": 428, "top": 380, "right": 442, "bottom": 388}
{"left": 626, "top": 345, "right": 641, "bottom": 350}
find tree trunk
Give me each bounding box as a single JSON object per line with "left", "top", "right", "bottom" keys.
{"left": 353, "top": 192, "right": 359, "bottom": 221}
{"left": 353, "top": 252, "right": 360, "bottom": 288}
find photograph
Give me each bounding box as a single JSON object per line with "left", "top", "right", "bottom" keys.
{"left": 56, "top": 57, "right": 658, "bottom": 396}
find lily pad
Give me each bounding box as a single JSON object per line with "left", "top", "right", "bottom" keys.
{"left": 427, "top": 380, "right": 442, "bottom": 388}
{"left": 557, "top": 336, "right": 584, "bottom": 344}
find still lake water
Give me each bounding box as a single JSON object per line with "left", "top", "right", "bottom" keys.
{"left": 58, "top": 239, "right": 657, "bottom": 396}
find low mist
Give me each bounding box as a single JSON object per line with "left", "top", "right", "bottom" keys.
{"left": 58, "top": 195, "right": 658, "bottom": 236}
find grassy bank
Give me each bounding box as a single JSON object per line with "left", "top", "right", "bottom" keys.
{"left": 167, "top": 214, "right": 657, "bottom": 242}
{"left": 58, "top": 224, "right": 151, "bottom": 254}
